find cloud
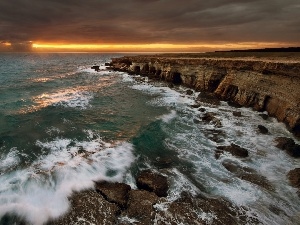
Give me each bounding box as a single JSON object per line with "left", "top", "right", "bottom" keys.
{"left": 0, "top": 0, "right": 299, "bottom": 48}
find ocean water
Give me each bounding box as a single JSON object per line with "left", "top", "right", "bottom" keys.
{"left": 0, "top": 53, "right": 299, "bottom": 225}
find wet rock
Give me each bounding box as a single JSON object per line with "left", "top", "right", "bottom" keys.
{"left": 201, "top": 112, "right": 222, "bottom": 128}
{"left": 197, "top": 92, "right": 220, "bottom": 106}
{"left": 91, "top": 65, "right": 100, "bottom": 71}
{"left": 190, "top": 104, "right": 200, "bottom": 108}
{"left": 186, "top": 89, "right": 194, "bottom": 95}
{"left": 95, "top": 181, "right": 131, "bottom": 208}
{"left": 47, "top": 190, "right": 120, "bottom": 225}
{"left": 199, "top": 107, "right": 206, "bottom": 112}
{"left": 222, "top": 161, "right": 273, "bottom": 191}
{"left": 217, "top": 144, "right": 249, "bottom": 158}
{"left": 136, "top": 170, "right": 168, "bottom": 197}
{"left": 155, "top": 192, "right": 259, "bottom": 225}
{"left": 232, "top": 111, "right": 242, "bottom": 117}
{"left": 257, "top": 125, "right": 269, "bottom": 134}
{"left": 238, "top": 173, "right": 274, "bottom": 191}
{"left": 275, "top": 137, "right": 300, "bottom": 158}
{"left": 259, "top": 114, "right": 269, "bottom": 120}
{"left": 123, "top": 190, "right": 159, "bottom": 224}
{"left": 275, "top": 137, "right": 295, "bottom": 150}
{"left": 287, "top": 168, "right": 300, "bottom": 189}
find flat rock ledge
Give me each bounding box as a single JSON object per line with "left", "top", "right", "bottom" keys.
{"left": 46, "top": 170, "right": 262, "bottom": 225}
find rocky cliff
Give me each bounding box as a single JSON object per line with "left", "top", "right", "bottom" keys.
{"left": 110, "top": 55, "right": 300, "bottom": 137}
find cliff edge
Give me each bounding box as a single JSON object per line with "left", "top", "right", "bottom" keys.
{"left": 109, "top": 55, "right": 300, "bottom": 137}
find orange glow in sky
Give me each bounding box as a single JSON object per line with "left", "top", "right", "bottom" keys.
{"left": 31, "top": 42, "right": 292, "bottom": 52}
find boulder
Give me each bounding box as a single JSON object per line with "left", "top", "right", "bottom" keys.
{"left": 105, "top": 62, "right": 111, "bottom": 66}
{"left": 199, "top": 107, "right": 206, "bottom": 112}
{"left": 91, "top": 65, "right": 100, "bottom": 71}
{"left": 186, "top": 89, "right": 194, "bottom": 95}
{"left": 95, "top": 182, "right": 131, "bottom": 208}
{"left": 217, "top": 144, "right": 249, "bottom": 158}
{"left": 136, "top": 170, "right": 168, "bottom": 197}
{"left": 287, "top": 168, "right": 300, "bottom": 188}
{"left": 222, "top": 161, "right": 273, "bottom": 191}
{"left": 238, "top": 173, "right": 274, "bottom": 191}
{"left": 259, "top": 114, "right": 269, "bottom": 120}
{"left": 257, "top": 125, "right": 269, "bottom": 134}
{"left": 190, "top": 104, "right": 200, "bottom": 108}
{"left": 47, "top": 190, "right": 120, "bottom": 225}
{"left": 275, "top": 137, "right": 300, "bottom": 158}
{"left": 201, "top": 112, "right": 222, "bottom": 128}
{"left": 233, "top": 111, "right": 242, "bottom": 117}
{"left": 123, "top": 190, "right": 159, "bottom": 224}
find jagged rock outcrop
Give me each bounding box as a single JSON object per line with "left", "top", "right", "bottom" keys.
{"left": 110, "top": 56, "right": 300, "bottom": 137}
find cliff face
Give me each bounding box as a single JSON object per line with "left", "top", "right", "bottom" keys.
{"left": 110, "top": 56, "right": 300, "bottom": 137}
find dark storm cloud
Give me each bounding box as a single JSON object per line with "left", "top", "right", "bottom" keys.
{"left": 0, "top": 0, "right": 299, "bottom": 45}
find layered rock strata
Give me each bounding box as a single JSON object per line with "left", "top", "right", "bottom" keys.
{"left": 110, "top": 56, "right": 300, "bottom": 137}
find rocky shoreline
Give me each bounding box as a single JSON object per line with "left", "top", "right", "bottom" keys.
{"left": 43, "top": 55, "right": 299, "bottom": 225}
{"left": 107, "top": 55, "right": 300, "bottom": 138}
{"left": 23, "top": 55, "right": 299, "bottom": 225}
{"left": 47, "top": 170, "right": 262, "bottom": 225}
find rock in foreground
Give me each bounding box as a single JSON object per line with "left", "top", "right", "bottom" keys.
{"left": 275, "top": 137, "right": 300, "bottom": 157}
{"left": 136, "top": 170, "right": 169, "bottom": 197}
{"left": 95, "top": 181, "right": 131, "bottom": 208}
{"left": 47, "top": 190, "right": 120, "bottom": 225}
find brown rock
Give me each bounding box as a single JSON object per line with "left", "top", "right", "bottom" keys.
{"left": 47, "top": 190, "right": 120, "bottom": 225}
{"left": 201, "top": 112, "right": 222, "bottom": 128}
{"left": 124, "top": 190, "right": 159, "bottom": 224}
{"left": 95, "top": 182, "right": 131, "bottom": 208}
{"left": 275, "top": 137, "right": 300, "bottom": 158}
{"left": 259, "top": 114, "right": 269, "bottom": 120}
{"left": 233, "top": 111, "right": 242, "bottom": 117}
{"left": 238, "top": 173, "right": 274, "bottom": 191}
{"left": 186, "top": 89, "right": 194, "bottom": 95}
{"left": 217, "top": 144, "right": 249, "bottom": 158}
{"left": 190, "top": 104, "right": 200, "bottom": 108}
{"left": 222, "top": 161, "right": 273, "bottom": 191}
{"left": 257, "top": 125, "right": 269, "bottom": 134}
{"left": 197, "top": 92, "right": 220, "bottom": 105}
{"left": 155, "top": 192, "right": 260, "bottom": 225}
{"left": 136, "top": 170, "right": 168, "bottom": 197}
{"left": 287, "top": 168, "right": 300, "bottom": 188}
{"left": 275, "top": 137, "right": 295, "bottom": 150}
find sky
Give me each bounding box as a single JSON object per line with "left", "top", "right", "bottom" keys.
{"left": 0, "top": 0, "right": 299, "bottom": 52}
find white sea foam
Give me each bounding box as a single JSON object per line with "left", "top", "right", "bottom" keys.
{"left": 0, "top": 148, "right": 20, "bottom": 171}
{"left": 0, "top": 131, "right": 134, "bottom": 225}
{"left": 159, "top": 110, "right": 177, "bottom": 123}
{"left": 131, "top": 84, "right": 194, "bottom": 108}
{"left": 129, "top": 81, "right": 300, "bottom": 223}
{"left": 22, "top": 87, "right": 94, "bottom": 113}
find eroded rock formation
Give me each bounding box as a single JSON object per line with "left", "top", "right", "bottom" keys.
{"left": 110, "top": 56, "right": 300, "bottom": 137}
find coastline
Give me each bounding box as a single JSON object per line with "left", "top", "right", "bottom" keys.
{"left": 108, "top": 53, "right": 300, "bottom": 138}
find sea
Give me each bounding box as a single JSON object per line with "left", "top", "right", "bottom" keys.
{"left": 0, "top": 53, "right": 299, "bottom": 225}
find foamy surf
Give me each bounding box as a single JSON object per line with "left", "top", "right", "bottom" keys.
{"left": 0, "top": 131, "right": 134, "bottom": 225}
{"left": 123, "top": 75, "right": 300, "bottom": 224}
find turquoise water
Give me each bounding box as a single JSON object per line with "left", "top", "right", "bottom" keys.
{"left": 0, "top": 53, "right": 299, "bottom": 225}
